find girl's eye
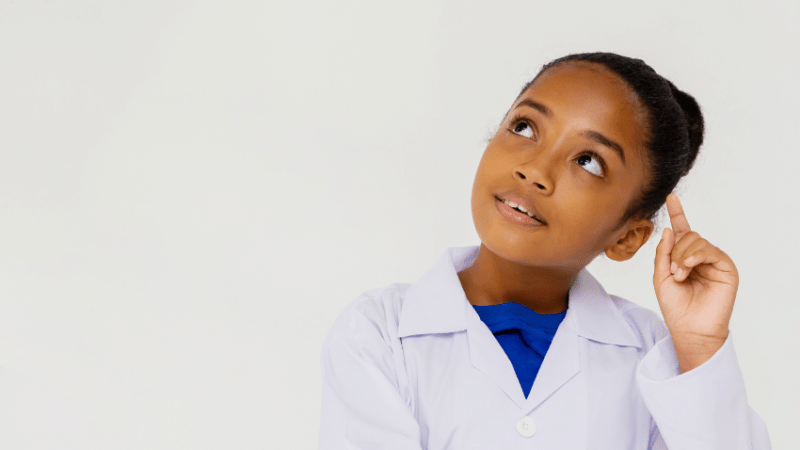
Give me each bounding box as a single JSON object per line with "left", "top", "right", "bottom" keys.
{"left": 576, "top": 153, "right": 605, "bottom": 177}
{"left": 511, "top": 121, "right": 535, "bottom": 139}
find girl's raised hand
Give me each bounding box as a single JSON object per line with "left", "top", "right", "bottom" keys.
{"left": 653, "top": 193, "right": 739, "bottom": 373}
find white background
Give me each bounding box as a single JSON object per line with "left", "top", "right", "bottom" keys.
{"left": 0, "top": 0, "right": 797, "bottom": 448}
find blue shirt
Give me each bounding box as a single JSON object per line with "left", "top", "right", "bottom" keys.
{"left": 473, "top": 302, "right": 567, "bottom": 398}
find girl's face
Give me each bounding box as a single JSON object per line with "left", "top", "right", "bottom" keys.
{"left": 470, "top": 62, "right": 653, "bottom": 271}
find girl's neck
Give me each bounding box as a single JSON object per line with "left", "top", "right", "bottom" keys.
{"left": 457, "top": 244, "right": 576, "bottom": 314}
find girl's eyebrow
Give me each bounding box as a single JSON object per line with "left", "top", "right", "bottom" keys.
{"left": 515, "top": 99, "right": 552, "bottom": 118}
{"left": 580, "top": 130, "right": 627, "bottom": 165}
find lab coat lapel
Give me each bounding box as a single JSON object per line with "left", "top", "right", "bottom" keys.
{"left": 466, "top": 306, "right": 528, "bottom": 408}
{"left": 523, "top": 268, "right": 642, "bottom": 412}
{"left": 399, "top": 247, "right": 528, "bottom": 406}
{"left": 522, "top": 311, "right": 581, "bottom": 411}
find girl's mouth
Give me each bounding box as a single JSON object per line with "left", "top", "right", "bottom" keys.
{"left": 495, "top": 197, "right": 546, "bottom": 226}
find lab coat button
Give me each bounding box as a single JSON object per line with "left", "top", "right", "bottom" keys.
{"left": 516, "top": 416, "right": 536, "bottom": 437}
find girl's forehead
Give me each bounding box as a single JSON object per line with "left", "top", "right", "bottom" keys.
{"left": 512, "top": 62, "right": 648, "bottom": 134}
{"left": 521, "top": 63, "right": 642, "bottom": 112}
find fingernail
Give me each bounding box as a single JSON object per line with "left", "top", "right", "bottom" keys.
{"left": 670, "top": 262, "right": 677, "bottom": 273}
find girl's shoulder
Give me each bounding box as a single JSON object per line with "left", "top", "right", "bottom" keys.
{"left": 607, "top": 294, "right": 671, "bottom": 350}
{"left": 323, "top": 283, "right": 411, "bottom": 347}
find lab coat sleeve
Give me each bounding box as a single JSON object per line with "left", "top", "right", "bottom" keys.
{"left": 636, "top": 330, "right": 771, "bottom": 450}
{"left": 318, "top": 308, "right": 423, "bottom": 450}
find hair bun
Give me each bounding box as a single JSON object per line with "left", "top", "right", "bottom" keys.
{"left": 667, "top": 80, "right": 704, "bottom": 175}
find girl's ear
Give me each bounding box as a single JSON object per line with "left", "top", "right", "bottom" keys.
{"left": 604, "top": 219, "right": 655, "bottom": 262}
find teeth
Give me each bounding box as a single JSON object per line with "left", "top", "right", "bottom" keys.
{"left": 503, "top": 199, "right": 536, "bottom": 218}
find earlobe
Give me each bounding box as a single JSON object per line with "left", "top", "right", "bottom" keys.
{"left": 604, "top": 219, "right": 655, "bottom": 262}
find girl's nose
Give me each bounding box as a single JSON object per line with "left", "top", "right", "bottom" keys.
{"left": 513, "top": 154, "right": 555, "bottom": 194}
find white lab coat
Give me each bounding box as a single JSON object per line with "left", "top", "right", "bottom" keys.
{"left": 318, "top": 246, "right": 771, "bottom": 449}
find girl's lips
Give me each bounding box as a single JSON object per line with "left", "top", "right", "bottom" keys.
{"left": 495, "top": 197, "right": 546, "bottom": 226}
{"left": 495, "top": 191, "right": 546, "bottom": 224}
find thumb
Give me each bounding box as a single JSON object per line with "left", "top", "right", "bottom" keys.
{"left": 653, "top": 227, "right": 674, "bottom": 284}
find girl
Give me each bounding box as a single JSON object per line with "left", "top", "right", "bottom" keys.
{"left": 318, "top": 52, "right": 771, "bottom": 449}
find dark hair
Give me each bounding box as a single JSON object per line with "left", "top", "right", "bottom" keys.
{"left": 518, "top": 52, "right": 704, "bottom": 224}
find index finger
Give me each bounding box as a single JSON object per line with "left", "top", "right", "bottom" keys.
{"left": 666, "top": 193, "right": 691, "bottom": 238}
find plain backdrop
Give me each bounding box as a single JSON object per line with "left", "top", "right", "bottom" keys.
{"left": 0, "top": 0, "right": 797, "bottom": 448}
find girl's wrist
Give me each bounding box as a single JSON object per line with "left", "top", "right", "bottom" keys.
{"left": 670, "top": 332, "right": 727, "bottom": 373}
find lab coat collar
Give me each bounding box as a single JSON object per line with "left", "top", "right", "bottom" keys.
{"left": 397, "top": 246, "right": 642, "bottom": 349}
